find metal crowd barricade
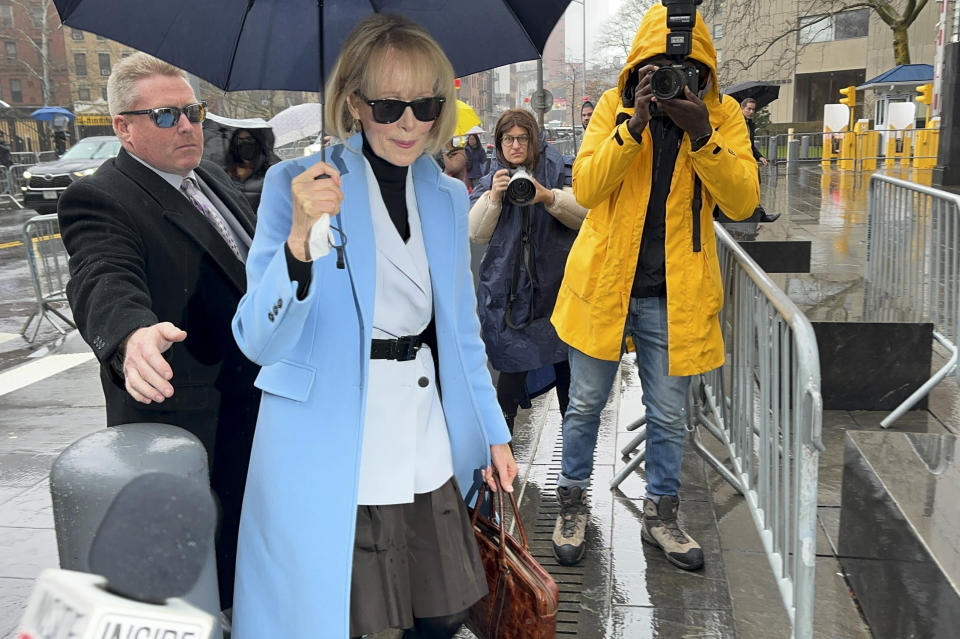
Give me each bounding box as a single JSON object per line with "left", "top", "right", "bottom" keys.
{"left": 0, "top": 165, "right": 22, "bottom": 207}
{"left": 7, "top": 163, "right": 32, "bottom": 196}
{"left": 863, "top": 174, "right": 960, "bottom": 427}
{"left": 611, "top": 222, "right": 823, "bottom": 639}
{"left": 21, "top": 213, "right": 75, "bottom": 342}
{"left": 705, "top": 222, "right": 823, "bottom": 639}
{"left": 11, "top": 151, "right": 39, "bottom": 165}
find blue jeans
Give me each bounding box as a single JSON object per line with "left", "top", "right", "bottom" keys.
{"left": 559, "top": 296, "right": 691, "bottom": 498}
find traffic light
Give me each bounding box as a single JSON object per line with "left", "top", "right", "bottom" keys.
{"left": 916, "top": 83, "right": 933, "bottom": 105}
{"left": 839, "top": 85, "right": 857, "bottom": 108}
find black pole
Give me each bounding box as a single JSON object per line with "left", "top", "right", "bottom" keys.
{"left": 934, "top": 41, "right": 960, "bottom": 190}
{"left": 319, "top": 0, "right": 326, "bottom": 162}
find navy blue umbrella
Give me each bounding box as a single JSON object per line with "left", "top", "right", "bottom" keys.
{"left": 53, "top": 0, "right": 573, "bottom": 92}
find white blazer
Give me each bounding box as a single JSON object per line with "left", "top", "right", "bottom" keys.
{"left": 358, "top": 163, "right": 454, "bottom": 504}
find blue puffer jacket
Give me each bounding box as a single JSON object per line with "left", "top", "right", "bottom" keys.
{"left": 470, "top": 139, "right": 576, "bottom": 373}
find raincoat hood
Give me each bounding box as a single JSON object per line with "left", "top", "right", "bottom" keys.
{"left": 617, "top": 3, "right": 719, "bottom": 106}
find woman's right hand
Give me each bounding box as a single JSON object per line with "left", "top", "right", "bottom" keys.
{"left": 287, "top": 161, "right": 344, "bottom": 261}
{"left": 487, "top": 168, "right": 510, "bottom": 204}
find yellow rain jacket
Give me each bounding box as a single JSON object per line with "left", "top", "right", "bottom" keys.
{"left": 551, "top": 4, "right": 759, "bottom": 375}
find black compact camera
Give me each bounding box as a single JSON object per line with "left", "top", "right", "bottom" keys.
{"left": 624, "top": 0, "right": 703, "bottom": 107}
{"left": 506, "top": 167, "right": 536, "bottom": 205}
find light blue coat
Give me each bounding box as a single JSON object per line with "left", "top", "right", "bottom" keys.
{"left": 230, "top": 133, "right": 510, "bottom": 638}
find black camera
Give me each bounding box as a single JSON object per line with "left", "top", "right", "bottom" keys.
{"left": 650, "top": 63, "right": 699, "bottom": 101}
{"left": 618, "top": 0, "right": 701, "bottom": 108}
{"left": 505, "top": 167, "right": 536, "bottom": 206}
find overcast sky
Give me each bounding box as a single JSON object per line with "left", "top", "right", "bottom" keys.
{"left": 563, "top": 0, "right": 619, "bottom": 61}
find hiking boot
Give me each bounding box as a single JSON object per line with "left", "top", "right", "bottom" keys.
{"left": 553, "top": 486, "right": 588, "bottom": 566}
{"left": 641, "top": 496, "right": 704, "bottom": 570}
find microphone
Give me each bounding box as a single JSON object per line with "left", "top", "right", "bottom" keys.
{"left": 18, "top": 472, "right": 219, "bottom": 638}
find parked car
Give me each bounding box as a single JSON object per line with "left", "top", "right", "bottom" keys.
{"left": 22, "top": 136, "right": 121, "bottom": 212}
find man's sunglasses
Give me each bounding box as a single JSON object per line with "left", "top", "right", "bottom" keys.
{"left": 357, "top": 93, "right": 445, "bottom": 124}
{"left": 119, "top": 101, "right": 207, "bottom": 128}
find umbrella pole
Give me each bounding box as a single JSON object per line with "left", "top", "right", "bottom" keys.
{"left": 319, "top": 0, "right": 325, "bottom": 163}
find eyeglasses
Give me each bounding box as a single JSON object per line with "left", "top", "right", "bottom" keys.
{"left": 119, "top": 101, "right": 207, "bottom": 128}
{"left": 356, "top": 93, "right": 445, "bottom": 124}
{"left": 502, "top": 134, "right": 530, "bottom": 147}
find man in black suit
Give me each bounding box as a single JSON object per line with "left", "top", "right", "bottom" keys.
{"left": 740, "top": 97, "right": 779, "bottom": 223}
{"left": 57, "top": 53, "right": 260, "bottom": 614}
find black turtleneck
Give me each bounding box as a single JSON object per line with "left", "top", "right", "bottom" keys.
{"left": 362, "top": 133, "right": 410, "bottom": 242}
{"left": 285, "top": 134, "right": 413, "bottom": 298}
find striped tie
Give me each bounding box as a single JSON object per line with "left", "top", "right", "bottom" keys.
{"left": 180, "top": 177, "right": 243, "bottom": 261}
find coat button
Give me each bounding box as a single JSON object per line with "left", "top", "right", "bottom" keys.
{"left": 418, "top": 377, "right": 429, "bottom": 388}
{"left": 268, "top": 312, "right": 275, "bottom": 322}
{"left": 277, "top": 298, "right": 283, "bottom": 308}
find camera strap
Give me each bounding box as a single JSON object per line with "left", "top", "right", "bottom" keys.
{"left": 692, "top": 176, "right": 702, "bottom": 253}
{"left": 505, "top": 205, "right": 538, "bottom": 330}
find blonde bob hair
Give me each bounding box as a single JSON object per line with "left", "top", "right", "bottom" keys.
{"left": 324, "top": 14, "right": 456, "bottom": 155}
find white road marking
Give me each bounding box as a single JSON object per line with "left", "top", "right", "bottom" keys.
{"left": 0, "top": 353, "right": 95, "bottom": 397}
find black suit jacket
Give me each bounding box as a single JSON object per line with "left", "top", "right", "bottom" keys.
{"left": 58, "top": 147, "right": 261, "bottom": 608}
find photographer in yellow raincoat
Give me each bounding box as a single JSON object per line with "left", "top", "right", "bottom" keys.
{"left": 549, "top": 1, "right": 759, "bottom": 571}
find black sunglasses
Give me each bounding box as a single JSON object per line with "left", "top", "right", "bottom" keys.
{"left": 119, "top": 101, "right": 207, "bottom": 128}
{"left": 357, "top": 93, "right": 445, "bottom": 124}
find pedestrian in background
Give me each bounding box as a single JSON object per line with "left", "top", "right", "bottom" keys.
{"left": 230, "top": 14, "right": 517, "bottom": 639}
{"left": 58, "top": 53, "right": 260, "bottom": 618}
{"left": 580, "top": 100, "right": 594, "bottom": 129}
{"left": 223, "top": 127, "right": 279, "bottom": 211}
{"left": 550, "top": 3, "right": 758, "bottom": 571}
{"left": 464, "top": 132, "right": 489, "bottom": 185}
{"left": 0, "top": 131, "right": 13, "bottom": 167}
{"left": 469, "top": 108, "right": 586, "bottom": 434}
{"left": 442, "top": 140, "right": 471, "bottom": 191}
{"left": 741, "top": 97, "right": 779, "bottom": 223}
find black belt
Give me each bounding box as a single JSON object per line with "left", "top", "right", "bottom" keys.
{"left": 370, "top": 335, "right": 423, "bottom": 361}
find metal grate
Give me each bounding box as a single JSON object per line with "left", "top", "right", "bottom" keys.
{"left": 523, "top": 438, "right": 587, "bottom": 636}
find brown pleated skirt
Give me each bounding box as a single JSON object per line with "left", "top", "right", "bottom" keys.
{"left": 349, "top": 476, "right": 487, "bottom": 636}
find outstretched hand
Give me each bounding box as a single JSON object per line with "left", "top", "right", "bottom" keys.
{"left": 121, "top": 322, "right": 187, "bottom": 404}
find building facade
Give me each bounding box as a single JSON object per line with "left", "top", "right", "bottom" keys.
{"left": 63, "top": 27, "right": 133, "bottom": 136}
{"left": 706, "top": 0, "right": 945, "bottom": 127}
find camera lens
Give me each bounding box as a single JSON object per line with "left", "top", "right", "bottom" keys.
{"left": 651, "top": 67, "right": 685, "bottom": 101}
{"left": 506, "top": 169, "right": 536, "bottom": 205}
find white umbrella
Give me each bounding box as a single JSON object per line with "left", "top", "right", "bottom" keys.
{"left": 268, "top": 103, "right": 325, "bottom": 147}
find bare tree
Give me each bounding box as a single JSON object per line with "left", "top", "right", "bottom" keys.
{"left": 6, "top": 0, "right": 62, "bottom": 105}
{"left": 710, "top": 0, "right": 930, "bottom": 84}
{"left": 594, "top": 0, "right": 657, "bottom": 63}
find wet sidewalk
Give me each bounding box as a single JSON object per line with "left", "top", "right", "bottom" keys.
{"left": 2, "top": 164, "right": 958, "bottom": 637}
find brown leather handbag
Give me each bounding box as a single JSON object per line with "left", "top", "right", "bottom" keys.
{"left": 466, "top": 476, "right": 559, "bottom": 639}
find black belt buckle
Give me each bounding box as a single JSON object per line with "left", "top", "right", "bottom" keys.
{"left": 394, "top": 335, "right": 420, "bottom": 361}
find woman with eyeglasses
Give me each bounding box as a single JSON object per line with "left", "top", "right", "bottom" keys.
{"left": 231, "top": 14, "right": 517, "bottom": 639}
{"left": 469, "top": 108, "right": 587, "bottom": 434}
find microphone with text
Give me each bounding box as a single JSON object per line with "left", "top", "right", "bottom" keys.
{"left": 18, "top": 472, "right": 219, "bottom": 639}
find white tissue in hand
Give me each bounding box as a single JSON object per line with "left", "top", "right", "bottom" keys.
{"left": 308, "top": 214, "right": 334, "bottom": 259}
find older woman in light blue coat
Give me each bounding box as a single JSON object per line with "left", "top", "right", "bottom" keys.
{"left": 230, "top": 15, "right": 516, "bottom": 639}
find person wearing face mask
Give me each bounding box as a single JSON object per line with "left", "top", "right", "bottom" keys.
{"left": 231, "top": 14, "right": 517, "bottom": 639}
{"left": 468, "top": 108, "right": 587, "bottom": 436}
{"left": 224, "top": 127, "right": 279, "bottom": 211}
{"left": 550, "top": 2, "right": 759, "bottom": 571}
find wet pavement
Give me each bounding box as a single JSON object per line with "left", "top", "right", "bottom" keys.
{"left": 2, "top": 164, "right": 958, "bottom": 637}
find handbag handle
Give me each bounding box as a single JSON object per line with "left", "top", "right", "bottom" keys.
{"left": 470, "top": 473, "right": 530, "bottom": 551}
